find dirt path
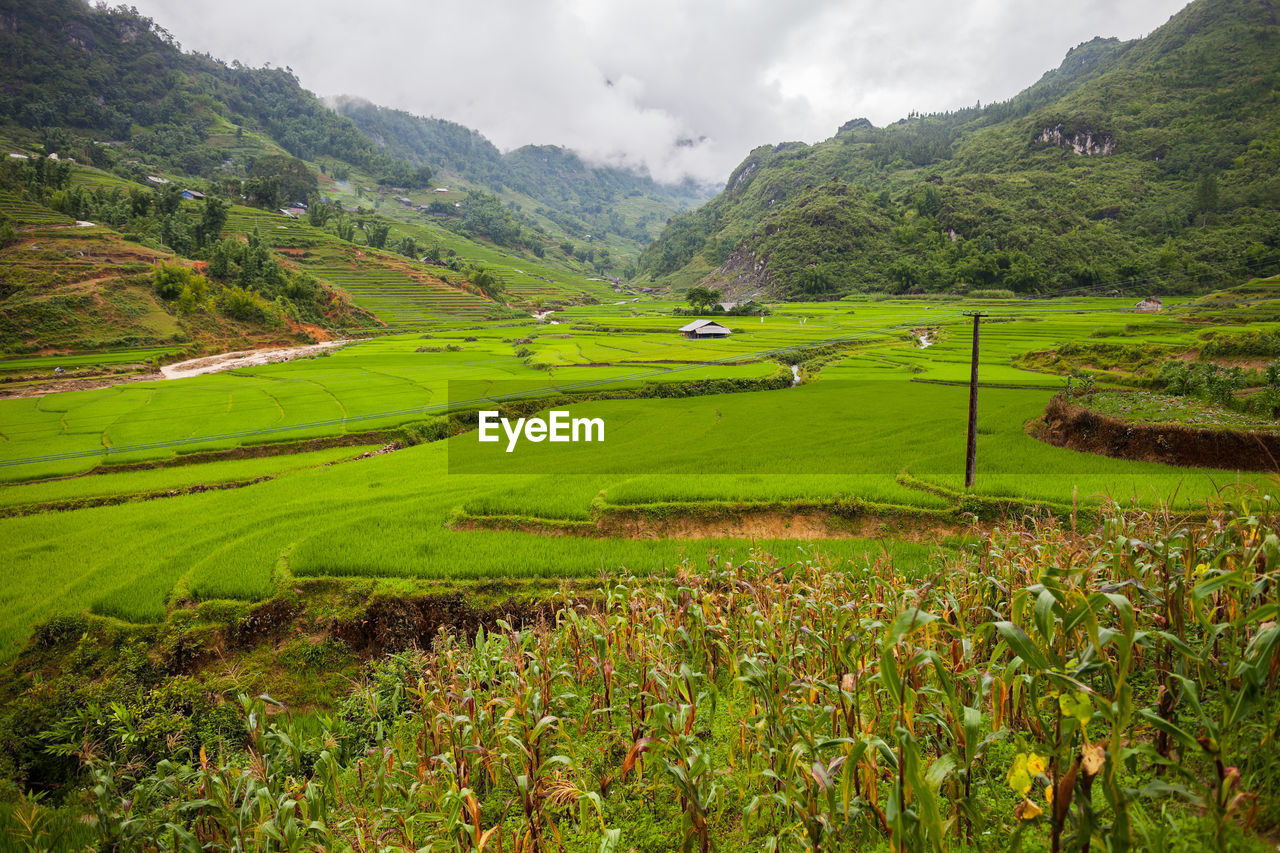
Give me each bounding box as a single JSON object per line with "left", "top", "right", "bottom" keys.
{"left": 159, "top": 340, "right": 349, "bottom": 379}
{"left": 2, "top": 340, "right": 353, "bottom": 398}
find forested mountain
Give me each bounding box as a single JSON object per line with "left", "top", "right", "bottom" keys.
{"left": 333, "top": 98, "right": 711, "bottom": 244}
{"left": 0, "top": 0, "right": 701, "bottom": 253}
{"left": 640, "top": 0, "right": 1280, "bottom": 298}
{"left": 0, "top": 0, "right": 426, "bottom": 186}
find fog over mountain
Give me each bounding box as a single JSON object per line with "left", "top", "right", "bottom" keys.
{"left": 127, "top": 0, "right": 1189, "bottom": 184}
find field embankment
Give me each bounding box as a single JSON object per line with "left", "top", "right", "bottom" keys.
{"left": 453, "top": 501, "right": 971, "bottom": 541}
{"left": 1035, "top": 394, "right": 1280, "bottom": 471}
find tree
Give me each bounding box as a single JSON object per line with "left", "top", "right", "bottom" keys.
{"left": 460, "top": 267, "right": 499, "bottom": 303}
{"left": 887, "top": 259, "right": 920, "bottom": 291}
{"left": 466, "top": 264, "right": 505, "bottom": 302}
{"left": 243, "top": 175, "right": 280, "bottom": 210}
{"left": 177, "top": 273, "right": 208, "bottom": 314}
{"left": 685, "top": 286, "right": 721, "bottom": 312}
{"left": 160, "top": 210, "right": 194, "bottom": 256}
{"left": 795, "top": 266, "right": 836, "bottom": 296}
{"left": 248, "top": 155, "right": 317, "bottom": 206}
{"left": 363, "top": 221, "right": 391, "bottom": 249}
{"left": 913, "top": 186, "right": 942, "bottom": 218}
{"left": 237, "top": 229, "right": 284, "bottom": 293}
{"left": 197, "top": 197, "right": 228, "bottom": 248}
{"left": 307, "top": 202, "right": 334, "bottom": 228}
{"left": 152, "top": 263, "right": 205, "bottom": 300}
{"left": 459, "top": 190, "right": 521, "bottom": 246}
{"left": 156, "top": 184, "right": 184, "bottom": 217}
{"left": 411, "top": 165, "right": 434, "bottom": 188}
{"left": 1196, "top": 174, "right": 1219, "bottom": 225}
{"left": 128, "top": 187, "right": 153, "bottom": 218}
{"left": 207, "top": 238, "right": 240, "bottom": 280}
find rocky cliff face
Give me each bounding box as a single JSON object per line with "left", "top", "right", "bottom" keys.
{"left": 1034, "top": 123, "right": 1116, "bottom": 155}
{"left": 698, "top": 246, "right": 774, "bottom": 300}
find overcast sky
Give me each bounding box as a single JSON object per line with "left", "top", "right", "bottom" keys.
{"left": 128, "top": 0, "right": 1190, "bottom": 185}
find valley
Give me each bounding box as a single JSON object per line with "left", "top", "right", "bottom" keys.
{"left": 1, "top": 0, "right": 1279, "bottom": 849}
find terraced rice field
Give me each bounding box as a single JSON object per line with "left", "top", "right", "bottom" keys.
{"left": 1, "top": 288, "right": 1276, "bottom": 660}
{"left": 0, "top": 443, "right": 379, "bottom": 510}
{"left": 0, "top": 346, "right": 183, "bottom": 373}
{"left": 0, "top": 332, "right": 779, "bottom": 480}
{"left": 222, "top": 208, "right": 508, "bottom": 327}
{"left": 316, "top": 267, "right": 497, "bottom": 326}
{"left": 494, "top": 271, "right": 613, "bottom": 304}
{"left": 0, "top": 190, "right": 73, "bottom": 226}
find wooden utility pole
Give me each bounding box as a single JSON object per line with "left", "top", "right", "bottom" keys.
{"left": 962, "top": 311, "right": 988, "bottom": 490}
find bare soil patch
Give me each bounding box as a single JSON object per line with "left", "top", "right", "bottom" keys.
{"left": 160, "top": 340, "right": 348, "bottom": 379}
{"left": 456, "top": 507, "right": 974, "bottom": 543}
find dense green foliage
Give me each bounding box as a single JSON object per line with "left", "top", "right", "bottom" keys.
{"left": 1156, "top": 358, "right": 1280, "bottom": 416}
{"left": 641, "top": 0, "right": 1280, "bottom": 297}
{"left": 0, "top": 157, "right": 370, "bottom": 339}
{"left": 0, "top": 0, "right": 709, "bottom": 309}
{"left": 0, "top": 1, "right": 420, "bottom": 185}
{"left": 2, "top": 507, "right": 1277, "bottom": 850}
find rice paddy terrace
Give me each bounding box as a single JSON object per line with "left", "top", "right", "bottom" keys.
{"left": 1, "top": 286, "right": 1277, "bottom": 659}
{"left": 29, "top": 162, "right": 618, "bottom": 333}
{"left": 0, "top": 189, "right": 74, "bottom": 226}
{"left": 222, "top": 208, "right": 504, "bottom": 328}
{"left": 218, "top": 199, "right": 618, "bottom": 330}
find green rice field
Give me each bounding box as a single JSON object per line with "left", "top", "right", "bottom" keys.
{"left": 0, "top": 443, "right": 379, "bottom": 510}
{"left": 0, "top": 288, "right": 1276, "bottom": 659}
{"left": 0, "top": 346, "right": 184, "bottom": 373}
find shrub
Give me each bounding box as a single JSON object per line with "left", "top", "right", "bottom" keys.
{"left": 33, "top": 614, "right": 89, "bottom": 649}
{"left": 151, "top": 263, "right": 205, "bottom": 301}
{"left": 396, "top": 418, "right": 449, "bottom": 445}
{"left": 1066, "top": 369, "right": 1096, "bottom": 397}
{"left": 176, "top": 277, "right": 208, "bottom": 314}
{"left": 1156, "top": 361, "right": 1250, "bottom": 409}
{"left": 1200, "top": 328, "right": 1280, "bottom": 359}
{"left": 217, "top": 286, "right": 277, "bottom": 326}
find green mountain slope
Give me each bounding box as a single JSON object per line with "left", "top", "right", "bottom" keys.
{"left": 640, "top": 0, "right": 1280, "bottom": 298}
{"left": 332, "top": 98, "right": 711, "bottom": 253}
{"left": 0, "top": 0, "right": 689, "bottom": 335}
{"left": 0, "top": 0, "right": 700, "bottom": 260}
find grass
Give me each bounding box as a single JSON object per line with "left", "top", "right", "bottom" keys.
{"left": 0, "top": 292, "right": 1275, "bottom": 659}
{"left": 0, "top": 443, "right": 379, "bottom": 510}
{"left": 0, "top": 334, "right": 783, "bottom": 480}
{"left": 0, "top": 346, "right": 183, "bottom": 372}
{"left": 1084, "top": 388, "right": 1280, "bottom": 432}
{"left": 448, "top": 378, "right": 1262, "bottom": 507}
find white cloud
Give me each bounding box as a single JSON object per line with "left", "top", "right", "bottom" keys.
{"left": 129, "top": 0, "right": 1190, "bottom": 184}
